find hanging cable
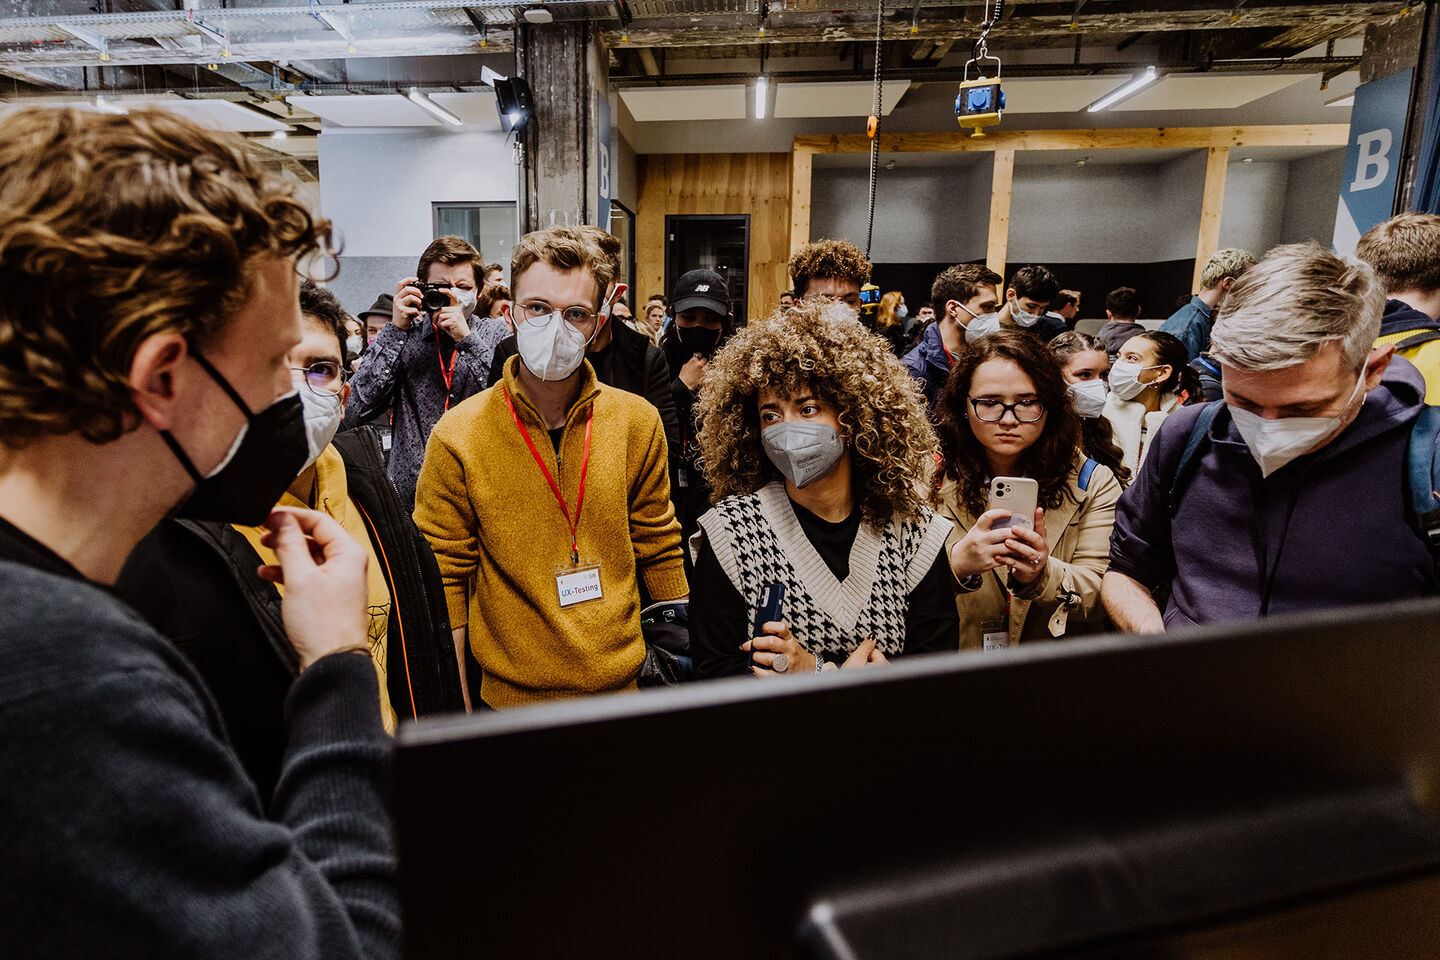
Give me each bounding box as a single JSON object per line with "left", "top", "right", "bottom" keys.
{"left": 864, "top": 0, "right": 884, "bottom": 258}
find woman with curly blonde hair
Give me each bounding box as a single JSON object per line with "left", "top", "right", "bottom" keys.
{"left": 688, "top": 301, "right": 959, "bottom": 679}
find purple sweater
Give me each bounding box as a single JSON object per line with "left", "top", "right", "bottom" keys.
{"left": 1108, "top": 358, "right": 1437, "bottom": 626}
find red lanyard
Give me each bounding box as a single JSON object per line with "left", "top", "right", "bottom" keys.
{"left": 436, "top": 326, "right": 458, "bottom": 410}
{"left": 941, "top": 340, "right": 955, "bottom": 367}
{"left": 503, "top": 388, "right": 593, "bottom": 564}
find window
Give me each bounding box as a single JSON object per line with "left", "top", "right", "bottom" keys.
{"left": 432, "top": 202, "right": 518, "bottom": 283}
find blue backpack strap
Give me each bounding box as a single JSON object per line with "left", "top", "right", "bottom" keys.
{"left": 1407, "top": 406, "right": 1440, "bottom": 560}
{"left": 1167, "top": 402, "right": 1224, "bottom": 517}
{"left": 1077, "top": 458, "right": 1098, "bottom": 492}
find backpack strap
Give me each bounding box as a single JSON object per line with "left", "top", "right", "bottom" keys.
{"left": 1407, "top": 405, "right": 1440, "bottom": 562}
{"left": 1396, "top": 329, "right": 1440, "bottom": 353}
{"left": 1166, "top": 402, "right": 1224, "bottom": 517}
{"left": 1077, "top": 458, "right": 1098, "bottom": 492}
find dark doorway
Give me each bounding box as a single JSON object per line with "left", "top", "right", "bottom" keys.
{"left": 665, "top": 214, "right": 749, "bottom": 326}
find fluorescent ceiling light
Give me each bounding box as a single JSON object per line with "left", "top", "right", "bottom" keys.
{"left": 1086, "top": 66, "right": 1158, "bottom": 112}
{"left": 93, "top": 96, "right": 127, "bottom": 115}
{"left": 407, "top": 88, "right": 464, "bottom": 126}
{"left": 755, "top": 76, "right": 768, "bottom": 120}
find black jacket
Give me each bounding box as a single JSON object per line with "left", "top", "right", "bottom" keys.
{"left": 117, "top": 427, "right": 465, "bottom": 799}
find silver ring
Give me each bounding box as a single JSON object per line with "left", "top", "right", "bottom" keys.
{"left": 772, "top": 653, "right": 790, "bottom": 674}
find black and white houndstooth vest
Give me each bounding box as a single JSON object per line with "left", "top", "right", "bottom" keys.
{"left": 695, "top": 482, "right": 952, "bottom": 659}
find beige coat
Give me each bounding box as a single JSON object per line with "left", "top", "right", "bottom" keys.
{"left": 939, "top": 457, "right": 1122, "bottom": 650}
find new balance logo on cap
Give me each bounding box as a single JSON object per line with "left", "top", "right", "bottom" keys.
{"left": 696, "top": 284, "right": 710, "bottom": 292}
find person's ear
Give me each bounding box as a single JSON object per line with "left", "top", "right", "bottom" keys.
{"left": 340, "top": 382, "right": 351, "bottom": 414}
{"left": 1106, "top": 310, "right": 1114, "bottom": 320}
{"left": 129, "top": 332, "right": 190, "bottom": 432}
{"left": 1364, "top": 344, "right": 1394, "bottom": 392}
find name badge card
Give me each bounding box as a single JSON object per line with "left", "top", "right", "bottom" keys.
{"left": 557, "top": 563, "right": 603, "bottom": 608}
{"left": 981, "top": 617, "right": 1011, "bottom": 651}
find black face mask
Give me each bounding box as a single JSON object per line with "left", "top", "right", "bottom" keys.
{"left": 676, "top": 324, "right": 722, "bottom": 357}
{"left": 159, "top": 351, "right": 309, "bottom": 526}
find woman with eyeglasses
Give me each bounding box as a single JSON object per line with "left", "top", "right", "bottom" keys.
{"left": 1101, "top": 330, "right": 1197, "bottom": 477}
{"left": 937, "top": 331, "right": 1122, "bottom": 650}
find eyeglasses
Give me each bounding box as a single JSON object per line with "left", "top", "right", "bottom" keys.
{"left": 292, "top": 361, "right": 344, "bottom": 395}
{"left": 515, "top": 300, "right": 599, "bottom": 328}
{"left": 968, "top": 397, "right": 1046, "bottom": 422}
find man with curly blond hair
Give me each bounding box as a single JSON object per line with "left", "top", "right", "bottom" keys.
{"left": 1159, "top": 247, "right": 1256, "bottom": 360}
{"left": 788, "top": 238, "right": 873, "bottom": 313}
{"left": 687, "top": 301, "right": 958, "bottom": 679}
{"left": 0, "top": 107, "right": 397, "bottom": 957}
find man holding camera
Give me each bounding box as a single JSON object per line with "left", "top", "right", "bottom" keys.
{"left": 347, "top": 236, "right": 509, "bottom": 509}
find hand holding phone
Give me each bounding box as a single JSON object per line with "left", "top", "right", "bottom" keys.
{"left": 986, "top": 476, "right": 1038, "bottom": 533}
{"left": 749, "top": 583, "right": 785, "bottom": 670}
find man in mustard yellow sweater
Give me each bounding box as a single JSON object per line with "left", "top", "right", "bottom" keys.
{"left": 414, "top": 227, "right": 688, "bottom": 709}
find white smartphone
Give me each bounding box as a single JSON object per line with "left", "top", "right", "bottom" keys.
{"left": 986, "top": 476, "right": 1039, "bottom": 533}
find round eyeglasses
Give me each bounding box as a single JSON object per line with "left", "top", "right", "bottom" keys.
{"left": 968, "top": 397, "right": 1046, "bottom": 423}
{"left": 515, "top": 300, "right": 599, "bottom": 328}
{"left": 292, "top": 362, "right": 344, "bottom": 396}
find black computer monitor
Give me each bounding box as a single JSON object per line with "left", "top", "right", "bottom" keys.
{"left": 394, "top": 598, "right": 1440, "bottom": 959}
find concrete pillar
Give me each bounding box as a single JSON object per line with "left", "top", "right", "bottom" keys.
{"left": 515, "top": 22, "right": 611, "bottom": 233}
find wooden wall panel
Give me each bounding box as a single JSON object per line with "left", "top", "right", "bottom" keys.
{"left": 636, "top": 153, "right": 793, "bottom": 322}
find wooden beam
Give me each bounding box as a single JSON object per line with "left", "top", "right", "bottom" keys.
{"left": 1193, "top": 146, "right": 1230, "bottom": 291}
{"left": 987, "top": 149, "right": 1015, "bottom": 278}
{"left": 794, "top": 124, "right": 1349, "bottom": 154}
{"left": 600, "top": 2, "right": 1405, "bottom": 49}
{"left": 789, "top": 146, "right": 813, "bottom": 259}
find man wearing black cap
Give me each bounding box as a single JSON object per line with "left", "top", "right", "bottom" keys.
{"left": 342, "top": 292, "right": 396, "bottom": 456}
{"left": 659, "top": 269, "right": 735, "bottom": 561}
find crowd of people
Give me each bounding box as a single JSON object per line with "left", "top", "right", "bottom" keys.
{"left": 6, "top": 106, "right": 1440, "bottom": 955}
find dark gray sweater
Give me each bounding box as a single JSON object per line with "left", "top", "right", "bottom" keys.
{"left": 0, "top": 523, "right": 398, "bottom": 959}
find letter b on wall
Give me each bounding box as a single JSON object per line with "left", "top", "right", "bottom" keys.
{"left": 1350, "top": 129, "right": 1393, "bottom": 192}
{"left": 1333, "top": 68, "right": 1412, "bottom": 256}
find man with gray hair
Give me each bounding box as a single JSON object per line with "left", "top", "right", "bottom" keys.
{"left": 1160, "top": 248, "right": 1257, "bottom": 361}
{"left": 1103, "top": 243, "right": 1436, "bottom": 632}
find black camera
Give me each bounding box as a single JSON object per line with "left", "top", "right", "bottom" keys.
{"left": 417, "top": 282, "right": 454, "bottom": 313}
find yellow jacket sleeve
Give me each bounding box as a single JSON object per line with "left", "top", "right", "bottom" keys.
{"left": 413, "top": 427, "right": 480, "bottom": 627}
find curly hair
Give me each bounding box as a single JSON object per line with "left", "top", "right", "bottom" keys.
{"left": 695, "top": 300, "right": 938, "bottom": 525}
{"left": 787, "top": 239, "right": 872, "bottom": 299}
{"left": 937, "top": 330, "right": 1083, "bottom": 517}
{"left": 0, "top": 106, "right": 333, "bottom": 447}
